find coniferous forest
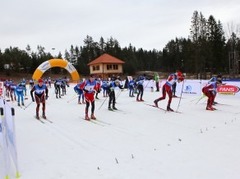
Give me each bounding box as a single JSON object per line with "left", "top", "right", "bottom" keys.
{"left": 0, "top": 11, "right": 240, "bottom": 79}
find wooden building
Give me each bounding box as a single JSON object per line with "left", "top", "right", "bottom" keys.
{"left": 88, "top": 53, "right": 125, "bottom": 79}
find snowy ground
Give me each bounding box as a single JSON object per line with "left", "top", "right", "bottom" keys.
{"left": 5, "top": 84, "right": 240, "bottom": 179}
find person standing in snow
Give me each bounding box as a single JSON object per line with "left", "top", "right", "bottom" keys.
{"left": 202, "top": 80, "right": 222, "bottom": 111}
{"left": 106, "top": 79, "right": 123, "bottom": 110}
{"left": 154, "top": 71, "right": 184, "bottom": 111}
{"left": 9, "top": 81, "right": 17, "bottom": 102}
{"left": 128, "top": 77, "right": 136, "bottom": 97}
{"left": 29, "top": 79, "right": 34, "bottom": 89}
{"left": 154, "top": 72, "right": 160, "bottom": 92}
{"left": 101, "top": 79, "right": 109, "bottom": 97}
{"left": 95, "top": 78, "right": 101, "bottom": 99}
{"left": 15, "top": 83, "right": 25, "bottom": 106}
{"left": 30, "top": 79, "right": 49, "bottom": 119}
{"left": 74, "top": 81, "right": 85, "bottom": 104}
{"left": 54, "top": 78, "right": 62, "bottom": 98}
{"left": 208, "top": 74, "right": 223, "bottom": 105}
{"left": 80, "top": 75, "right": 99, "bottom": 120}
{"left": 172, "top": 81, "right": 177, "bottom": 97}
{"left": 20, "top": 78, "right": 27, "bottom": 96}
{"left": 136, "top": 74, "right": 146, "bottom": 102}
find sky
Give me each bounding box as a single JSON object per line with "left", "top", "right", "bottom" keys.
{"left": 1, "top": 0, "right": 240, "bottom": 55}
{"left": 1, "top": 80, "right": 240, "bottom": 179}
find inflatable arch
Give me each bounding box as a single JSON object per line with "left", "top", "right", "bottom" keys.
{"left": 32, "top": 59, "right": 80, "bottom": 81}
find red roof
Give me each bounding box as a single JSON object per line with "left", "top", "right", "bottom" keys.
{"left": 88, "top": 53, "right": 125, "bottom": 65}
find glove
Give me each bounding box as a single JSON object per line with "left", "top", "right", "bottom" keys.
{"left": 46, "top": 96, "right": 49, "bottom": 100}
{"left": 32, "top": 98, "right": 35, "bottom": 102}
{"left": 83, "top": 89, "right": 89, "bottom": 93}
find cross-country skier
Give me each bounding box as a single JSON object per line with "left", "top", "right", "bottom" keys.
{"left": 154, "top": 72, "right": 160, "bottom": 92}
{"left": 15, "top": 83, "right": 25, "bottom": 106}
{"left": 95, "top": 78, "right": 101, "bottom": 99}
{"left": 29, "top": 79, "right": 34, "bottom": 89}
{"left": 128, "top": 77, "right": 135, "bottom": 97}
{"left": 101, "top": 79, "right": 109, "bottom": 97}
{"left": 106, "top": 79, "right": 123, "bottom": 110}
{"left": 30, "top": 79, "right": 49, "bottom": 119}
{"left": 74, "top": 81, "right": 85, "bottom": 104}
{"left": 54, "top": 78, "right": 62, "bottom": 98}
{"left": 202, "top": 80, "right": 222, "bottom": 110}
{"left": 80, "top": 75, "right": 99, "bottom": 120}
{"left": 136, "top": 74, "right": 146, "bottom": 102}
{"left": 154, "top": 71, "right": 184, "bottom": 111}
{"left": 172, "top": 81, "right": 177, "bottom": 97}
{"left": 9, "top": 81, "right": 17, "bottom": 102}
{"left": 20, "top": 78, "right": 27, "bottom": 96}
{"left": 208, "top": 74, "right": 224, "bottom": 105}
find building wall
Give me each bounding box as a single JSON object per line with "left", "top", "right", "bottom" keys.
{"left": 90, "top": 64, "right": 123, "bottom": 75}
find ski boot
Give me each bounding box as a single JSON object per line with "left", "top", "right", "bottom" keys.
{"left": 91, "top": 114, "right": 96, "bottom": 120}
{"left": 36, "top": 113, "right": 40, "bottom": 120}
{"left": 206, "top": 106, "right": 215, "bottom": 111}
{"left": 42, "top": 112, "right": 47, "bottom": 119}
{"left": 85, "top": 114, "right": 90, "bottom": 120}
{"left": 167, "top": 106, "right": 174, "bottom": 112}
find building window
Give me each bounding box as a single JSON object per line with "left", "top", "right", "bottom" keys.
{"left": 107, "top": 64, "right": 118, "bottom": 70}
{"left": 107, "top": 64, "right": 112, "bottom": 70}
{"left": 92, "top": 65, "right": 99, "bottom": 71}
{"left": 113, "top": 64, "right": 118, "bottom": 70}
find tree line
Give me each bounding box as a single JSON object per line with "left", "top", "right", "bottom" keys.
{"left": 0, "top": 11, "right": 239, "bottom": 79}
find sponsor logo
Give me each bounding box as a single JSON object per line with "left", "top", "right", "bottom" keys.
{"left": 39, "top": 61, "right": 50, "bottom": 71}
{"left": 217, "top": 85, "right": 240, "bottom": 94}
{"left": 184, "top": 85, "right": 192, "bottom": 92}
{"left": 183, "top": 85, "right": 197, "bottom": 94}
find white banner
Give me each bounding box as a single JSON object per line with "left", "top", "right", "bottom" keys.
{"left": 143, "top": 79, "right": 240, "bottom": 96}
{"left": 0, "top": 98, "right": 20, "bottom": 178}
{"left": 4, "top": 103, "right": 20, "bottom": 178}
{"left": 0, "top": 98, "right": 10, "bottom": 179}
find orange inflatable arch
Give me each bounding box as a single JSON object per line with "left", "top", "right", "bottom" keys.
{"left": 32, "top": 59, "right": 80, "bottom": 81}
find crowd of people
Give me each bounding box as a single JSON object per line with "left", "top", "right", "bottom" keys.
{"left": 1, "top": 71, "right": 225, "bottom": 121}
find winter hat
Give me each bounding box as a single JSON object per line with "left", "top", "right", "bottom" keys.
{"left": 38, "top": 79, "right": 43, "bottom": 83}
{"left": 176, "top": 71, "right": 183, "bottom": 77}
{"left": 115, "top": 79, "right": 120, "bottom": 84}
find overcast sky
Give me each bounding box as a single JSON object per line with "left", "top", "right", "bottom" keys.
{"left": 1, "top": 0, "right": 240, "bottom": 55}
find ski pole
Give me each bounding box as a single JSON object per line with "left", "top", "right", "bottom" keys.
{"left": 98, "top": 89, "right": 114, "bottom": 110}
{"left": 176, "top": 80, "right": 184, "bottom": 112}
{"left": 116, "top": 89, "right": 122, "bottom": 99}
{"left": 195, "top": 94, "right": 206, "bottom": 104}
{"left": 67, "top": 94, "right": 78, "bottom": 103}
{"left": 98, "top": 95, "right": 109, "bottom": 110}
{"left": 23, "top": 101, "right": 33, "bottom": 110}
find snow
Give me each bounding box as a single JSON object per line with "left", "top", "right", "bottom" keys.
{"left": 8, "top": 84, "right": 240, "bottom": 179}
